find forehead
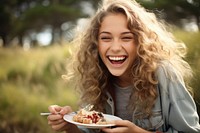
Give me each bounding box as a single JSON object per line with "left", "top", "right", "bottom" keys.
{"left": 99, "top": 13, "right": 129, "bottom": 33}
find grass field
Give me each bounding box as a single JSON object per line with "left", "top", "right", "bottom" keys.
{"left": 0, "top": 45, "right": 79, "bottom": 133}
{"left": 0, "top": 30, "right": 200, "bottom": 132}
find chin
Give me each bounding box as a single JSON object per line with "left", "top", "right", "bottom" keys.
{"left": 108, "top": 69, "right": 126, "bottom": 77}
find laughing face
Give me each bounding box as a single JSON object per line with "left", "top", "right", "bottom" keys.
{"left": 98, "top": 13, "right": 137, "bottom": 82}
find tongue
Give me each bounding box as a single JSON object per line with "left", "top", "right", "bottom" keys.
{"left": 111, "top": 60, "right": 124, "bottom": 64}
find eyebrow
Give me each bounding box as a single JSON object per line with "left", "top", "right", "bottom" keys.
{"left": 99, "top": 31, "right": 133, "bottom": 35}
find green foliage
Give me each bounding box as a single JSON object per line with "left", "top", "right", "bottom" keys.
{"left": 138, "top": 0, "right": 200, "bottom": 29}
{"left": 0, "top": 0, "right": 89, "bottom": 46}
{"left": 21, "top": 4, "right": 84, "bottom": 30}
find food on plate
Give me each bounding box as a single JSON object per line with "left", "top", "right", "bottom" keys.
{"left": 73, "top": 109, "right": 107, "bottom": 124}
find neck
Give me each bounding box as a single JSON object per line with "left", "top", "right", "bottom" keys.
{"left": 114, "top": 76, "right": 132, "bottom": 88}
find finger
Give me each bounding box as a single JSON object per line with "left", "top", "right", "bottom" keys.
{"left": 60, "top": 106, "right": 72, "bottom": 115}
{"left": 48, "top": 118, "right": 65, "bottom": 125}
{"left": 112, "top": 120, "right": 132, "bottom": 127}
{"left": 48, "top": 105, "right": 62, "bottom": 113}
{"left": 47, "top": 114, "right": 63, "bottom": 121}
{"left": 102, "top": 126, "right": 128, "bottom": 133}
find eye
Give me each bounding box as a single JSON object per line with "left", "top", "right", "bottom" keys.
{"left": 99, "top": 36, "right": 112, "bottom": 42}
{"left": 121, "top": 36, "right": 134, "bottom": 42}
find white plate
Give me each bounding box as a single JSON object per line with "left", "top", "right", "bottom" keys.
{"left": 63, "top": 113, "right": 122, "bottom": 129}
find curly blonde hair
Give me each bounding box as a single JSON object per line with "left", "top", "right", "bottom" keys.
{"left": 64, "top": 0, "right": 193, "bottom": 118}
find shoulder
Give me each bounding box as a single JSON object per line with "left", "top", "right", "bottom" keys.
{"left": 156, "top": 61, "right": 191, "bottom": 102}
{"left": 156, "top": 60, "right": 183, "bottom": 83}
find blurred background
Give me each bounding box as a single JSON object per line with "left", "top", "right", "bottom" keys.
{"left": 0, "top": 0, "right": 199, "bottom": 132}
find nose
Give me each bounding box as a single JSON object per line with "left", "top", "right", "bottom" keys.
{"left": 110, "top": 39, "right": 122, "bottom": 52}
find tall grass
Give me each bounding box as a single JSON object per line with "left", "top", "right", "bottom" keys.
{"left": 0, "top": 30, "right": 199, "bottom": 132}
{"left": 0, "top": 45, "right": 78, "bottom": 133}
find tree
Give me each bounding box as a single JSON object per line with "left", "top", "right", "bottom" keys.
{"left": 0, "top": 0, "right": 19, "bottom": 47}
{"left": 138, "top": 0, "right": 200, "bottom": 30}
{"left": 0, "top": 0, "right": 90, "bottom": 47}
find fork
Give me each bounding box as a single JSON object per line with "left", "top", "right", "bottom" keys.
{"left": 40, "top": 104, "right": 94, "bottom": 116}
{"left": 82, "top": 104, "right": 94, "bottom": 111}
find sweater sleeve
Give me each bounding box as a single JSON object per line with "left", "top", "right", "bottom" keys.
{"left": 167, "top": 78, "right": 200, "bottom": 133}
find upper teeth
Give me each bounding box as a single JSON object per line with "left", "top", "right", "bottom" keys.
{"left": 109, "top": 56, "right": 125, "bottom": 61}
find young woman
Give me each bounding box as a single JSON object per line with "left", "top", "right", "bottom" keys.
{"left": 47, "top": 0, "right": 200, "bottom": 132}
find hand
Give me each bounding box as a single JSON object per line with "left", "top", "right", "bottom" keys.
{"left": 47, "top": 105, "right": 81, "bottom": 132}
{"left": 102, "top": 120, "right": 152, "bottom": 133}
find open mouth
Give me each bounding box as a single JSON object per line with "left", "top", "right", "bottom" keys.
{"left": 107, "top": 56, "right": 127, "bottom": 64}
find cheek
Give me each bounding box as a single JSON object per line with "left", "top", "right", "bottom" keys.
{"left": 98, "top": 43, "right": 107, "bottom": 54}
{"left": 126, "top": 44, "right": 138, "bottom": 60}
{"left": 124, "top": 42, "right": 137, "bottom": 52}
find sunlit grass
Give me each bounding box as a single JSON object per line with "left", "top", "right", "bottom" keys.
{"left": 0, "top": 45, "right": 78, "bottom": 132}
{"left": 174, "top": 30, "right": 200, "bottom": 62}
